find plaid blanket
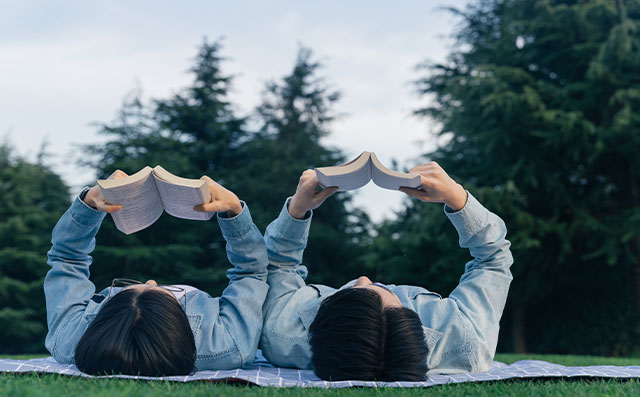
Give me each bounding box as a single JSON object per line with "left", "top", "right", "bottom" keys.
{"left": 2, "top": 353, "right": 639, "bottom": 388}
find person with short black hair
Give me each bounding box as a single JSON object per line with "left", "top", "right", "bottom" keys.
{"left": 45, "top": 170, "right": 268, "bottom": 376}
{"left": 309, "top": 288, "right": 429, "bottom": 381}
{"left": 260, "top": 163, "right": 513, "bottom": 381}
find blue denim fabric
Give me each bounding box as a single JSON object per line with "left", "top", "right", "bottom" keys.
{"left": 260, "top": 193, "right": 513, "bottom": 374}
{"left": 44, "top": 189, "right": 269, "bottom": 370}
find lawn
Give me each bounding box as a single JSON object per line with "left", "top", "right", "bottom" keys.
{"left": 1, "top": 354, "right": 639, "bottom": 396}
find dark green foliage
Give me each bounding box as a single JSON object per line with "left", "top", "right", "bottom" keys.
{"left": 80, "top": 41, "right": 369, "bottom": 301}
{"left": 80, "top": 40, "right": 248, "bottom": 296}
{"left": 386, "top": 0, "right": 640, "bottom": 355}
{"left": 234, "top": 47, "right": 371, "bottom": 285}
{"left": 0, "top": 142, "right": 70, "bottom": 353}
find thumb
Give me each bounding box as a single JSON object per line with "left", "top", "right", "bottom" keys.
{"left": 399, "top": 187, "right": 431, "bottom": 202}
{"left": 317, "top": 186, "right": 339, "bottom": 201}
{"left": 194, "top": 201, "right": 224, "bottom": 213}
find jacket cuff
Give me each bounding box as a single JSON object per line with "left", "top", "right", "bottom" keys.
{"left": 217, "top": 201, "right": 254, "bottom": 239}
{"left": 444, "top": 191, "right": 488, "bottom": 240}
{"left": 70, "top": 187, "right": 107, "bottom": 226}
{"left": 271, "top": 197, "right": 313, "bottom": 239}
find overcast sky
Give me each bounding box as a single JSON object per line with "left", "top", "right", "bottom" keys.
{"left": 1, "top": 0, "right": 467, "bottom": 222}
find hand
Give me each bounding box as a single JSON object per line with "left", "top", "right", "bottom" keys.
{"left": 84, "top": 170, "right": 126, "bottom": 212}
{"left": 193, "top": 176, "right": 243, "bottom": 217}
{"left": 399, "top": 162, "right": 468, "bottom": 211}
{"left": 288, "top": 170, "right": 339, "bottom": 219}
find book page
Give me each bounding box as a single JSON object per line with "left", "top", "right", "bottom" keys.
{"left": 315, "top": 152, "right": 372, "bottom": 191}
{"left": 152, "top": 165, "right": 205, "bottom": 188}
{"left": 153, "top": 173, "right": 214, "bottom": 221}
{"left": 98, "top": 168, "right": 165, "bottom": 234}
{"left": 370, "top": 153, "right": 422, "bottom": 190}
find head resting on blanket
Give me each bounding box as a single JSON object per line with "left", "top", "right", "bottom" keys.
{"left": 74, "top": 287, "right": 196, "bottom": 376}
{"left": 309, "top": 277, "right": 429, "bottom": 381}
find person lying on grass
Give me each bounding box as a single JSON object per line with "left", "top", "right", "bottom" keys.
{"left": 44, "top": 170, "right": 268, "bottom": 376}
{"left": 260, "top": 162, "right": 514, "bottom": 381}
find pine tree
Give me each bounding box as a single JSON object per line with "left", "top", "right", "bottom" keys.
{"left": 234, "top": 47, "right": 372, "bottom": 285}
{"left": 81, "top": 39, "right": 246, "bottom": 295}
{"left": 154, "top": 39, "right": 247, "bottom": 181}
{"left": 374, "top": 0, "right": 640, "bottom": 355}
{"left": 0, "top": 142, "right": 70, "bottom": 353}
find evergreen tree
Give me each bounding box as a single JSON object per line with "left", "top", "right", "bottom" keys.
{"left": 154, "top": 39, "right": 247, "bottom": 181}
{"left": 0, "top": 142, "right": 70, "bottom": 353}
{"left": 390, "top": 0, "right": 640, "bottom": 355}
{"left": 234, "top": 47, "right": 372, "bottom": 285}
{"left": 81, "top": 39, "right": 245, "bottom": 295}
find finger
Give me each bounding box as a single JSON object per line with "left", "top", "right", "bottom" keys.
{"left": 108, "top": 169, "right": 128, "bottom": 179}
{"left": 304, "top": 175, "right": 320, "bottom": 191}
{"left": 194, "top": 201, "right": 225, "bottom": 212}
{"left": 200, "top": 175, "right": 214, "bottom": 183}
{"left": 411, "top": 161, "right": 439, "bottom": 169}
{"left": 106, "top": 204, "right": 123, "bottom": 213}
{"left": 315, "top": 186, "right": 338, "bottom": 202}
{"left": 410, "top": 163, "right": 438, "bottom": 174}
{"left": 410, "top": 175, "right": 437, "bottom": 191}
{"left": 399, "top": 187, "right": 431, "bottom": 201}
{"left": 300, "top": 170, "right": 317, "bottom": 184}
{"left": 95, "top": 201, "right": 108, "bottom": 212}
{"left": 96, "top": 200, "right": 123, "bottom": 212}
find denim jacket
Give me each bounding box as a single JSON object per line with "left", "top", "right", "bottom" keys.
{"left": 260, "top": 193, "right": 513, "bottom": 374}
{"left": 45, "top": 189, "right": 268, "bottom": 370}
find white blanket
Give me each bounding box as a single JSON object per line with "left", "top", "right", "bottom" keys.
{"left": 2, "top": 353, "right": 639, "bottom": 388}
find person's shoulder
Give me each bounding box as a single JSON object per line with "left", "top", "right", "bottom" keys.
{"left": 271, "top": 284, "right": 328, "bottom": 319}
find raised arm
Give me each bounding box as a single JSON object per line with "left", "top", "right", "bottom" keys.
{"left": 443, "top": 192, "right": 512, "bottom": 355}
{"left": 263, "top": 170, "right": 337, "bottom": 305}
{"left": 44, "top": 171, "right": 125, "bottom": 362}
{"left": 401, "top": 163, "right": 513, "bottom": 372}
{"left": 260, "top": 170, "right": 337, "bottom": 366}
{"left": 194, "top": 176, "right": 269, "bottom": 367}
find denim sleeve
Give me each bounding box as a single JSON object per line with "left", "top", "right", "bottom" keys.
{"left": 214, "top": 202, "right": 269, "bottom": 366}
{"left": 44, "top": 189, "right": 106, "bottom": 362}
{"left": 440, "top": 192, "right": 513, "bottom": 370}
{"left": 262, "top": 198, "right": 312, "bottom": 303}
{"left": 260, "top": 198, "right": 313, "bottom": 364}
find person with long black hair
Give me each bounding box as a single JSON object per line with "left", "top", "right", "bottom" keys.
{"left": 45, "top": 170, "right": 268, "bottom": 376}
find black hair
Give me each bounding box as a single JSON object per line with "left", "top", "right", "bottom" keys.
{"left": 308, "top": 287, "right": 428, "bottom": 381}
{"left": 74, "top": 288, "right": 196, "bottom": 376}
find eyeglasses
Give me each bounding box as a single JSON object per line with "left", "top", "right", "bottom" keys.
{"left": 109, "top": 278, "right": 187, "bottom": 311}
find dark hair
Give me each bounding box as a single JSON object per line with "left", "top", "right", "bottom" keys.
{"left": 74, "top": 288, "right": 196, "bottom": 376}
{"left": 308, "top": 288, "right": 428, "bottom": 381}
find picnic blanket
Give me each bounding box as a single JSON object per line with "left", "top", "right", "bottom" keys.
{"left": 2, "top": 352, "right": 639, "bottom": 388}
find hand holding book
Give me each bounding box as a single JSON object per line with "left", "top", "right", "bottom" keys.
{"left": 194, "top": 176, "right": 242, "bottom": 217}
{"left": 83, "top": 170, "right": 126, "bottom": 213}
{"left": 288, "top": 170, "right": 338, "bottom": 219}
{"left": 97, "top": 166, "right": 238, "bottom": 234}
{"left": 399, "top": 162, "right": 467, "bottom": 211}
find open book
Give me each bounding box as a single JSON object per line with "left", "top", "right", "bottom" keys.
{"left": 315, "top": 151, "right": 422, "bottom": 191}
{"left": 98, "top": 166, "right": 213, "bottom": 235}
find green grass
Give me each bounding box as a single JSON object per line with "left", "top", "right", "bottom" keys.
{"left": 494, "top": 353, "right": 640, "bottom": 366}
{"left": 1, "top": 354, "right": 639, "bottom": 396}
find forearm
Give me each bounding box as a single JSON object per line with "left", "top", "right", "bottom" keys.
{"left": 446, "top": 192, "right": 513, "bottom": 271}
{"left": 215, "top": 202, "right": 269, "bottom": 367}
{"left": 261, "top": 198, "right": 312, "bottom": 318}
{"left": 264, "top": 197, "right": 312, "bottom": 270}
{"left": 45, "top": 189, "right": 104, "bottom": 340}
{"left": 217, "top": 201, "right": 268, "bottom": 281}
{"left": 446, "top": 192, "right": 513, "bottom": 345}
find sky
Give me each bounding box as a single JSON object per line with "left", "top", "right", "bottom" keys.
{"left": 1, "top": 0, "right": 468, "bottom": 223}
